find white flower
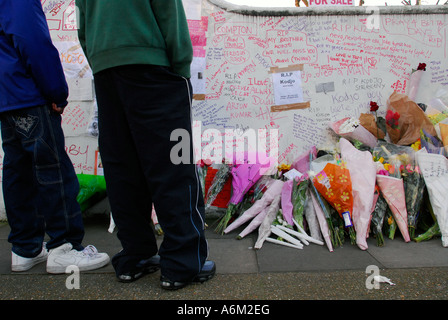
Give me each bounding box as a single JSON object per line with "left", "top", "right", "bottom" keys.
{"left": 339, "top": 117, "right": 360, "bottom": 134}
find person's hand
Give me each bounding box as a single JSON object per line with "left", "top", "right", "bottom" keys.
{"left": 51, "top": 103, "right": 65, "bottom": 114}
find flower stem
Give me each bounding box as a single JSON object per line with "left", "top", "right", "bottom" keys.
{"left": 376, "top": 232, "right": 384, "bottom": 247}
{"left": 414, "top": 222, "right": 440, "bottom": 243}
{"left": 215, "top": 203, "right": 237, "bottom": 235}
{"left": 348, "top": 226, "right": 356, "bottom": 245}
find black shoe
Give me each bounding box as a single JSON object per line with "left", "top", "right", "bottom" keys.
{"left": 160, "top": 260, "right": 216, "bottom": 290}
{"left": 117, "top": 255, "right": 160, "bottom": 283}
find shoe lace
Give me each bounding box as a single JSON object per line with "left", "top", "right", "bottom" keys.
{"left": 81, "top": 245, "right": 99, "bottom": 257}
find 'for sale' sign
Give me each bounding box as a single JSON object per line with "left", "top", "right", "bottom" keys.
{"left": 309, "top": 0, "right": 354, "bottom": 6}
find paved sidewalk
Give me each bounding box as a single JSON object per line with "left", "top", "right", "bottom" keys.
{"left": 0, "top": 213, "right": 447, "bottom": 301}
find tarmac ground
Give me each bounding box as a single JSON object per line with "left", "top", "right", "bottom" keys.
{"left": 0, "top": 210, "right": 447, "bottom": 311}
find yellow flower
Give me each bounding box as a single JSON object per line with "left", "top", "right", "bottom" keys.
{"left": 326, "top": 189, "right": 334, "bottom": 198}
{"left": 411, "top": 139, "right": 421, "bottom": 151}
{"left": 339, "top": 174, "right": 348, "bottom": 183}
{"left": 388, "top": 215, "right": 394, "bottom": 225}
{"left": 278, "top": 163, "right": 291, "bottom": 173}
{"left": 383, "top": 163, "right": 390, "bottom": 171}
{"left": 317, "top": 173, "right": 325, "bottom": 182}
{"left": 341, "top": 192, "right": 349, "bottom": 202}
{"left": 378, "top": 157, "right": 384, "bottom": 163}
{"left": 328, "top": 174, "right": 334, "bottom": 182}
{"left": 334, "top": 203, "right": 342, "bottom": 212}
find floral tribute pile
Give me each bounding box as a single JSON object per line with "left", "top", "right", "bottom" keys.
{"left": 199, "top": 64, "right": 448, "bottom": 251}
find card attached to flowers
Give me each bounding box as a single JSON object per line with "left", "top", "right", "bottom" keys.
{"left": 283, "top": 168, "right": 303, "bottom": 181}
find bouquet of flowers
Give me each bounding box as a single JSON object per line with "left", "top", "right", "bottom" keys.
{"left": 386, "top": 91, "right": 437, "bottom": 145}
{"left": 401, "top": 164, "right": 425, "bottom": 239}
{"left": 291, "top": 146, "right": 317, "bottom": 173}
{"left": 413, "top": 193, "right": 441, "bottom": 243}
{"left": 407, "top": 63, "right": 426, "bottom": 102}
{"left": 370, "top": 186, "right": 387, "bottom": 246}
{"left": 330, "top": 206, "right": 346, "bottom": 246}
{"left": 416, "top": 149, "right": 448, "bottom": 247}
{"left": 376, "top": 164, "right": 411, "bottom": 242}
{"left": 291, "top": 177, "right": 309, "bottom": 231}
{"left": 358, "top": 101, "right": 386, "bottom": 141}
{"left": 309, "top": 180, "right": 340, "bottom": 251}
{"left": 281, "top": 179, "right": 294, "bottom": 226}
{"left": 204, "top": 163, "right": 231, "bottom": 209}
{"left": 340, "top": 138, "right": 377, "bottom": 250}
{"left": 236, "top": 180, "right": 285, "bottom": 239}
{"left": 420, "top": 129, "right": 448, "bottom": 157}
{"left": 215, "top": 161, "right": 264, "bottom": 234}
{"left": 237, "top": 175, "right": 271, "bottom": 214}
{"left": 223, "top": 179, "right": 284, "bottom": 237}
{"left": 304, "top": 189, "right": 324, "bottom": 244}
{"left": 414, "top": 222, "right": 441, "bottom": 243}
{"left": 312, "top": 162, "right": 357, "bottom": 245}
{"left": 330, "top": 117, "right": 377, "bottom": 148}
{"left": 385, "top": 107, "right": 401, "bottom": 144}
{"left": 253, "top": 195, "right": 282, "bottom": 249}
{"left": 277, "top": 163, "right": 291, "bottom": 179}
{"left": 425, "top": 103, "right": 448, "bottom": 126}
{"left": 384, "top": 208, "right": 397, "bottom": 240}
{"left": 374, "top": 157, "right": 398, "bottom": 240}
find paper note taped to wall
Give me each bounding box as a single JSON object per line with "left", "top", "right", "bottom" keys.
{"left": 270, "top": 65, "right": 309, "bottom": 112}
{"left": 272, "top": 70, "right": 303, "bottom": 105}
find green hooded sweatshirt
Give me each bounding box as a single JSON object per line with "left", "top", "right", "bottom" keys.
{"left": 76, "top": 0, "right": 193, "bottom": 78}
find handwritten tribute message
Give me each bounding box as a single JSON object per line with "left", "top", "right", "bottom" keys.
{"left": 193, "top": 1, "right": 448, "bottom": 164}
{"left": 0, "top": 0, "right": 446, "bottom": 218}
{"left": 4, "top": 0, "right": 448, "bottom": 180}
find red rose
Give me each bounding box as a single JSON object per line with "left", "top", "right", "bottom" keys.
{"left": 417, "top": 63, "right": 426, "bottom": 71}
{"left": 386, "top": 110, "right": 400, "bottom": 128}
{"left": 370, "top": 101, "right": 379, "bottom": 112}
{"left": 198, "top": 158, "right": 212, "bottom": 167}
{"left": 393, "top": 111, "right": 400, "bottom": 120}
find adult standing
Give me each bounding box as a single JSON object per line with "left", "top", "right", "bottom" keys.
{"left": 0, "top": 0, "right": 110, "bottom": 273}
{"left": 76, "top": 0, "right": 214, "bottom": 289}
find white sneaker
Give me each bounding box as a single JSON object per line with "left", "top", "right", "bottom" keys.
{"left": 11, "top": 243, "right": 48, "bottom": 272}
{"left": 46, "top": 243, "right": 110, "bottom": 274}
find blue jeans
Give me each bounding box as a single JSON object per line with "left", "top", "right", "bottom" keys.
{"left": 0, "top": 105, "right": 84, "bottom": 258}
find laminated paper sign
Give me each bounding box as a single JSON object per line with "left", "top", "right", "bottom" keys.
{"left": 272, "top": 70, "right": 303, "bottom": 105}
{"left": 270, "top": 65, "right": 310, "bottom": 112}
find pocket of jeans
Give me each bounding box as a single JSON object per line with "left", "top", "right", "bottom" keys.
{"left": 36, "top": 164, "right": 63, "bottom": 185}
{"left": 34, "top": 139, "right": 63, "bottom": 185}
{"left": 12, "top": 114, "right": 40, "bottom": 139}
